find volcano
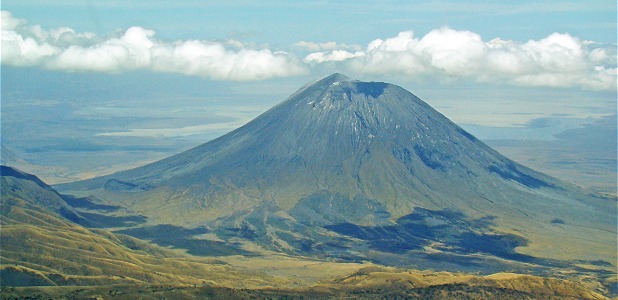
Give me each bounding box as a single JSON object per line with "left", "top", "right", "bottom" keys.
{"left": 59, "top": 74, "right": 616, "bottom": 270}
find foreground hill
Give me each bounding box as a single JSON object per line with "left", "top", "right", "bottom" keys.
{"left": 1, "top": 268, "right": 609, "bottom": 299}
{"left": 0, "top": 166, "right": 282, "bottom": 287}
{"left": 58, "top": 74, "right": 616, "bottom": 271}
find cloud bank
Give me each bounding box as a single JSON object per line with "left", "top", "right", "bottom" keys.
{"left": 305, "top": 28, "right": 616, "bottom": 91}
{"left": 1, "top": 11, "right": 305, "bottom": 80}
{"left": 2, "top": 11, "right": 615, "bottom": 90}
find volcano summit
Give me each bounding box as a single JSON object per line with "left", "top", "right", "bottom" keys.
{"left": 60, "top": 74, "right": 616, "bottom": 271}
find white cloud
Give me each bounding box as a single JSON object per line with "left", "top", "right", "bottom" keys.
{"left": 1, "top": 11, "right": 25, "bottom": 31}
{"left": 304, "top": 50, "right": 365, "bottom": 63}
{"left": 308, "top": 27, "right": 617, "bottom": 91}
{"left": 149, "top": 40, "right": 303, "bottom": 80}
{"left": 295, "top": 40, "right": 361, "bottom": 52}
{"left": 47, "top": 26, "right": 155, "bottom": 72}
{"left": 418, "top": 28, "right": 486, "bottom": 75}
{"left": 27, "top": 25, "right": 99, "bottom": 47}
{"left": 295, "top": 41, "right": 337, "bottom": 51}
{"left": 2, "top": 30, "right": 60, "bottom": 66}
{"left": 2, "top": 10, "right": 615, "bottom": 89}
{"left": 1, "top": 10, "right": 305, "bottom": 81}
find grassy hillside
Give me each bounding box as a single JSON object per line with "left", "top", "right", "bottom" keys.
{"left": 0, "top": 168, "right": 285, "bottom": 288}
{"left": 0, "top": 195, "right": 284, "bottom": 287}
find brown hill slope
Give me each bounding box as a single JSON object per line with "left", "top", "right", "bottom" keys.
{"left": 0, "top": 166, "right": 283, "bottom": 287}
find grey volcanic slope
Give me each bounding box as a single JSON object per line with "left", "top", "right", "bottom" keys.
{"left": 58, "top": 74, "right": 616, "bottom": 267}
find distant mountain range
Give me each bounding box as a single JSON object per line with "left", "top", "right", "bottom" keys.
{"left": 57, "top": 74, "right": 615, "bottom": 272}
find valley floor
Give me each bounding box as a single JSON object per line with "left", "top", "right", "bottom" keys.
{"left": 1, "top": 254, "right": 612, "bottom": 299}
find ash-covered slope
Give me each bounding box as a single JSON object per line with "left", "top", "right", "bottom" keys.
{"left": 58, "top": 74, "right": 616, "bottom": 268}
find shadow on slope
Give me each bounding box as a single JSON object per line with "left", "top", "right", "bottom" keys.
{"left": 325, "top": 208, "right": 554, "bottom": 265}
{"left": 79, "top": 211, "right": 147, "bottom": 228}
{"left": 61, "top": 195, "right": 148, "bottom": 228}
{"left": 62, "top": 195, "right": 122, "bottom": 212}
{"left": 117, "top": 225, "right": 253, "bottom": 256}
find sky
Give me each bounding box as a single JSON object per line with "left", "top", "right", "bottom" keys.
{"left": 1, "top": 0, "right": 616, "bottom": 185}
